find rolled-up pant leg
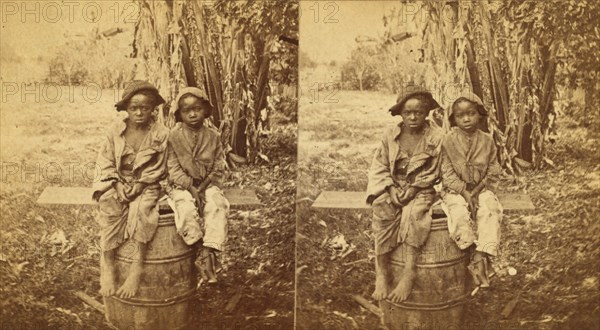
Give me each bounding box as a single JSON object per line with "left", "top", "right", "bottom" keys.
{"left": 442, "top": 192, "right": 477, "bottom": 250}
{"left": 371, "top": 193, "right": 401, "bottom": 256}
{"left": 202, "top": 186, "right": 230, "bottom": 251}
{"left": 400, "top": 192, "right": 435, "bottom": 249}
{"left": 475, "top": 190, "right": 503, "bottom": 256}
{"left": 168, "top": 188, "right": 203, "bottom": 245}
{"left": 126, "top": 185, "right": 160, "bottom": 245}
{"left": 97, "top": 188, "right": 128, "bottom": 252}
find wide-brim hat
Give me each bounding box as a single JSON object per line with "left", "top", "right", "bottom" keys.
{"left": 389, "top": 85, "right": 440, "bottom": 116}
{"left": 115, "top": 80, "right": 166, "bottom": 111}
{"left": 173, "top": 87, "right": 213, "bottom": 121}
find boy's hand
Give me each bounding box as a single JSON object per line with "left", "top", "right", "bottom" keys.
{"left": 469, "top": 189, "right": 481, "bottom": 215}
{"left": 462, "top": 190, "right": 478, "bottom": 216}
{"left": 399, "top": 187, "right": 419, "bottom": 204}
{"left": 189, "top": 186, "right": 201, "bottom": 202}
{"left": 197, "top": 177, "right": 211, "bottom": 192}
{"left": 189, "top": 186, "right": 205, "bottom": 215}
{"left": 125, "top": 183, "right": 146, "bottom": 200}
{"left": 388, "top": 186, "right": 405, "bottom": 207}
{"left": 113, "top": 182, "right": 130, "bottom": 202}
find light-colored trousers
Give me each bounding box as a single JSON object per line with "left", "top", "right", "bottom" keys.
{"left": 167, "top": 186, "right": 230, "bottom": 251}
{"left": 441, "top": 190, "right": 503, "bottom": 256}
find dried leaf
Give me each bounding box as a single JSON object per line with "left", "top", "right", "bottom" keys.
{"left": 258, "top": 152, "right": 270, "bottom": 163}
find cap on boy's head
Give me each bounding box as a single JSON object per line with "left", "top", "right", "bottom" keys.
{"left": 115, "top": 80, "right": 166, "bottom": 111}
{"left": 173, "top": 86, "right": 214, "bottom": 121}
{"left": 450, "top": 91, "right": 488, "bottom": 117}
{"left": 389, "top": 84, "right": 440, "bottom": 116}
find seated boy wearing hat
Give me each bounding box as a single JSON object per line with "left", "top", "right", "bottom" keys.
{"left": 366, "top": 86, "right": 444, "bottom": 303}
{"left": 166, "top": 87, "right": 230, "bottom": 284}
{"left": 440, "top": 92, "right": 503, "bottom": 288}
{"left": 92, "top": 81, "right": 169, "bottom": 298}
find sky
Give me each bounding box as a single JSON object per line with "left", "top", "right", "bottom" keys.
{"left": 300, "top": 1, "right": 404, "bottom": 64}
{"left": 0, "top": 1, "right": 137, "bottom": 82}
{"left": 0, "top": 1, "right": 135, "bottom": 60}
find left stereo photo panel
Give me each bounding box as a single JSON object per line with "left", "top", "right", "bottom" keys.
{"left": 0, "top": 1, "right": 298, "bottom": 329}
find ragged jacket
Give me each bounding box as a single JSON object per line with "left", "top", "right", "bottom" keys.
{"left": 441, "top": 127, "right": 501, "bottom": 194}
{"left": 367, "top": 121, "right": 444, "bottom": 203}
{"left": 92, "top": 118, "right": 169, "bottom": 196}
{"left": 167, "top": 123, "right": 226, "bottom": 190}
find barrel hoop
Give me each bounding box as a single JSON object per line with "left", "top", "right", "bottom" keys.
{"left": 158, "top": 220, "right": 175, "bottom": 227}
{"left": 390, "top": 254, "right": 467, "bottom": 268}
{"left": 430, "top": 218, "right": 449, "bottom": 231}
{"left": 430, "top": 224, "right": 448, "bottom": 231}
{"left": 384, "top": 293, "right": 469, "bottom": 311}
{"left": 116, "top": 249, "right": 195, "bottom": 264}
{"left": 158, "top": 214, "right": 175, "bottom": 226}
{"left": 108, "top": 288, "right": 196, "bottom": 307}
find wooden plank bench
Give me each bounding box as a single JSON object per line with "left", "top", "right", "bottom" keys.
{"left": 311, "top": 191, "right": 535, "bottom": 213}
{"left": 37, "top": 186, "right": 262, "bottom": 208}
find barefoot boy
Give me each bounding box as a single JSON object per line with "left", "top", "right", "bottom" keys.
{"left": 440, "top": 92, "right": 503, "bottom": 288}
{"left": 92, "top": 81, "right": 169, "bottom": 299}
{"left": 166, "top": 87, "right": 230, "bottom": 283}
{"left": 367, "top": 86, "right": 444, "bottom": 303}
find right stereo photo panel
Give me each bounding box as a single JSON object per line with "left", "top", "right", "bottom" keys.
{"left": 296, "top": 1, "right": 595, "bottom": 329}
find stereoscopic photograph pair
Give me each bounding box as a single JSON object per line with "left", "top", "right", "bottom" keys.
{"left": 1, "top": 1, "right": 598, "bottom": 329}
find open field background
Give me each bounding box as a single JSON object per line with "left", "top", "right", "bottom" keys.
{"left": 0, "top": 87, "right": 296, "bottom": 329}
{"left": 296, "top": 79, "right": 600, "bottom": 329}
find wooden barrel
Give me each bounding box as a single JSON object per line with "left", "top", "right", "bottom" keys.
{"left": 104, "top": 211, "right": 197, "bottom": 330}
{"left": 379, "top": 215, "right": 470, "bottom": 330}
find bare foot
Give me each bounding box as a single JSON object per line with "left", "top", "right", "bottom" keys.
{"left": 116, "top": 262, "right": 142, "bottom": 299}
{"left": 388, "top": 266, "right": 416, "bottom": 303}
{"left": 469, "top": 252, "right": 489, "bottom": 288}
{"left": 372, "top": 274, "right": 389, "bottom": 300}
{"left": 195, "top": 247, "right": 218, "bottom": 284}
{"left": 99, "top": 263, "right": 116, "bottom": 297}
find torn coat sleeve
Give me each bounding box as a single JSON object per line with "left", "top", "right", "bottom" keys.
{"left": 207, "top": 136, "right": 227, "bottom": 189}
{"left": 93, "top": 133, "right": 119, "bottom": 195}
{"left": 441, "top": 147, "right": 467, "bottom": 194}
{"left": 167, "top": 141, "right": 193, "bottom": 190}
{"left": 366, "top": 133, "right": 394, "bottom": 204}
{"left": 481, "top": 141, "right": 501, "bottom": 193}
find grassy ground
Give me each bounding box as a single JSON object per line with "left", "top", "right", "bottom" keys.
{"left": 0, "top": 87, "right": 296, "bottom": 329}
{"left": 296, "top": 89, "right": 600, "bottom": 329}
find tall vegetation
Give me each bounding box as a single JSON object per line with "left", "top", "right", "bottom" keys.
{"left": 133, "top": 0, "right": 298, "bottom": 162}
{"left": 342, "top": 0, "right": 599, "bottom": 171}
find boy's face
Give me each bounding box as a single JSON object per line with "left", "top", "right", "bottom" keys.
{"left": 453, "top": 100, "right": 481, "bottom": 133}
{"left": 179, "top": 95, "right": 209, "bottom": 128}
{"left": 126, "top": 94, "right": 155, "bottom": 125}
{"left": 401, "top": 98, "right": 428, "bottom": 130}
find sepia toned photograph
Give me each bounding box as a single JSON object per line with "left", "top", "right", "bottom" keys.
{"left": 1, "top": 1, "right": 297, "bottom": 329}
{"left": 296, "top": 1, "right": 599, "bottom": 329}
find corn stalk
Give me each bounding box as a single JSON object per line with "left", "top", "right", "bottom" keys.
{"left": 132, "top": 0, "right": 297, "bottom": 162}
{"left": 412, "top": 0, "right": 560, "bottom": 171}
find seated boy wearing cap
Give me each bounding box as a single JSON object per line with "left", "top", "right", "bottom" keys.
{"left": 366, "top": 86, "right": 444, "bottom": 303}
{"left": 166, "top": 87, "right": 230, "bottom": 284}
{"left": 92, "top": 81, "right": 169, "bottom": 298}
